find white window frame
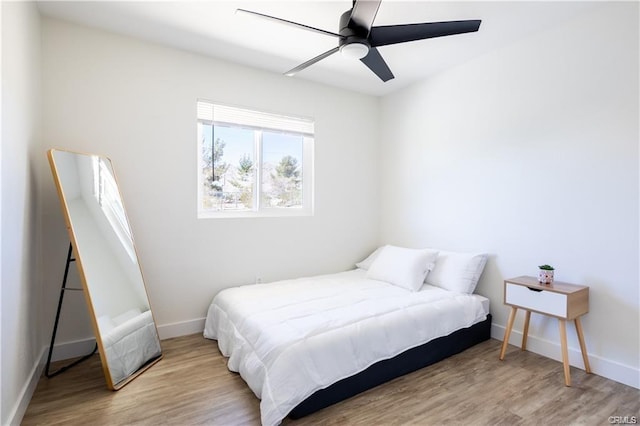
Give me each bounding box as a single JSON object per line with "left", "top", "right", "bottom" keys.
{"left": 197, "top": 100, "right": 314, "bottom": 218}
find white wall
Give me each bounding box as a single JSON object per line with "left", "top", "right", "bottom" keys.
{"left": 41, "top": 18, "right": 380, "bottom": 340}
{"left": 379, "top": 3, "right": 639, "bottom": 387}
{"left": 1, "top": 2, "right": 44, "bottom": 424}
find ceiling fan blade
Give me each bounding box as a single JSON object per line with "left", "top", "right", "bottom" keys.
{"left": 369, "top": 20, "right": 481, "bottom": 47}
{"left": 349, "top": 0, "right": 382, "bottom": 34}
{"left": 237, "top": 9, "right": 342, "bottom": 38}
{"left": 360, "top": 47, "right": 394, "bottom": 82}
{"left": 284, "top": 46, "right": 340, "bottom": 77}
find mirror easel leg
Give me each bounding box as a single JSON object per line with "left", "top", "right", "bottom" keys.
{"left": 45, "top": 242, "right": 98, "bottom": 378}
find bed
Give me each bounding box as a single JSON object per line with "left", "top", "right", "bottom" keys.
{"left": 204, "top": 246, "right": 490, "bottom": 426}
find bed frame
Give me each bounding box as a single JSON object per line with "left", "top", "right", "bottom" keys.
{"left": 288, "top": 313, "right": 492, "bottom": 419}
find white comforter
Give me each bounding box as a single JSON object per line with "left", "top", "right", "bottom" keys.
{"left": 102, "top": 310, "right": 162, "bottom": 385}
{"left": 204, "top": 269, "right": 488, "bottom": 426}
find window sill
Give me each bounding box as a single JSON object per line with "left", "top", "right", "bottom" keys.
{"left": 198, "top": 208, "right": 314, "bottom": 219}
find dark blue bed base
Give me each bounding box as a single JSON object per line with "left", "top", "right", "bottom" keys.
{"left": 288, "top": 313, "right": 492, "bottom": 419}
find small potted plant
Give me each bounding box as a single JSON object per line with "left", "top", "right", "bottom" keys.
{"left": 538, "top": 264, "right": 554, "bottom": 284}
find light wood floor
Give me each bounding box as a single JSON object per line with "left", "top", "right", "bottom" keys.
{"left": 23, "top": 334, "right": 639, "bottom": 425}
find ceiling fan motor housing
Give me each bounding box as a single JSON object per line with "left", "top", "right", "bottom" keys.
{"left": 339, "top": 10, "right": 370, "bottom": 55}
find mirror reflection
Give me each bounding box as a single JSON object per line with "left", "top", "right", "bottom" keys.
{"left": 48, "top": 149, "right": 162, "bottom": 389}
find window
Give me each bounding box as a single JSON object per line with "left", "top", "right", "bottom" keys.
{"left": 197, "top": 101, "right": 314, "bottom": 218}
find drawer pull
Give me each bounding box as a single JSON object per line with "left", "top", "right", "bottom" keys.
{"left": 527, "top": 287, "right": 543, "bottom": 292}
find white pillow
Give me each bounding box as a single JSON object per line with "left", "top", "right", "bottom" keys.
{"left": 355, "top": 247, "right": 383, "bottom": 270}
{"left": 97, "top": 315, "right": 116, "bottom": 334}
{"left": 366, "top": 245, "right": 439, "bottom": 292}
{"left": 425, "top": 250, "right": 488, "bottom": 294}
{"left": 112, "top": 308, "right": 142, "bottom": 326}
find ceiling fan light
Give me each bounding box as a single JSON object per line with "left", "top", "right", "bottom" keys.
{"left": 340, "top": 42, "right": 369, "bottom": 60}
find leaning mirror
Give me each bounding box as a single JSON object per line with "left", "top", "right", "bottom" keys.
{"left": 48, "top": 148, "right": 162, "bottom": 389}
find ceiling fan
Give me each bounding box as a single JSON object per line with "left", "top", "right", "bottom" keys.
{"left": 237, "top": 0, "right": 481, "bottom": 82}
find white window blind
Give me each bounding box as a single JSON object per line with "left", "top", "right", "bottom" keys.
{"left": 197, "top": 100, "right": 314, "bottom": 136}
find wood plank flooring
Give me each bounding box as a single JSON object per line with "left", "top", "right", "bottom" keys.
{"left": 23, "top": 335, "right": 639, "bottom": 425}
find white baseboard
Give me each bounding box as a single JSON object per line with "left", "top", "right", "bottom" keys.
{"left": 48, "top": 337, "right": 96, "bottom": 362}
{"left": 6, "top": 347, "right": 46, "bottom": 426}
{"left": 491, "top": 323, "right": 640, "bottom": 389}
{"left": 156, "top": 317, "right": 205, "bottom": 340}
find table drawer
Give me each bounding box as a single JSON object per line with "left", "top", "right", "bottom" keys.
{"left": 505, "top": 282, "right": 567, "bottom": 317}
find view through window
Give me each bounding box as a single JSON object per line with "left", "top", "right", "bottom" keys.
{"left": 197, "top": 101, "right": 314, "bottom": 217}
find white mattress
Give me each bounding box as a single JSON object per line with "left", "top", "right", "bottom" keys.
{"left": 204, "top": 269, "right": 489, "bottom": 426}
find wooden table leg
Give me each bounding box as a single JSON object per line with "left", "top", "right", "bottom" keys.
{"left": 559, "top": 319, "right": 571, "bottom": 386}
{"left": 574, "top": 317, "right": 591, "bottom": 373}
{"left": 500, "top": 307, "right": 518, "bottom": 360}
{"left": 522, "top": 310, "right": 531, "bottom": 351}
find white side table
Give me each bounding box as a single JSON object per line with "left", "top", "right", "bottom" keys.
{"left": 498, "top": 275, "right": 591, "bottom": 386}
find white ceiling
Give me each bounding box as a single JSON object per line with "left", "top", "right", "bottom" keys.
{"left": 36, "top": 1, "right": 597, "bottom": 97}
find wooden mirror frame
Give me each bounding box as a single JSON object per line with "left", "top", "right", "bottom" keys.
{"left": 47, "top": 148, "right": 162, "bottom": 390}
